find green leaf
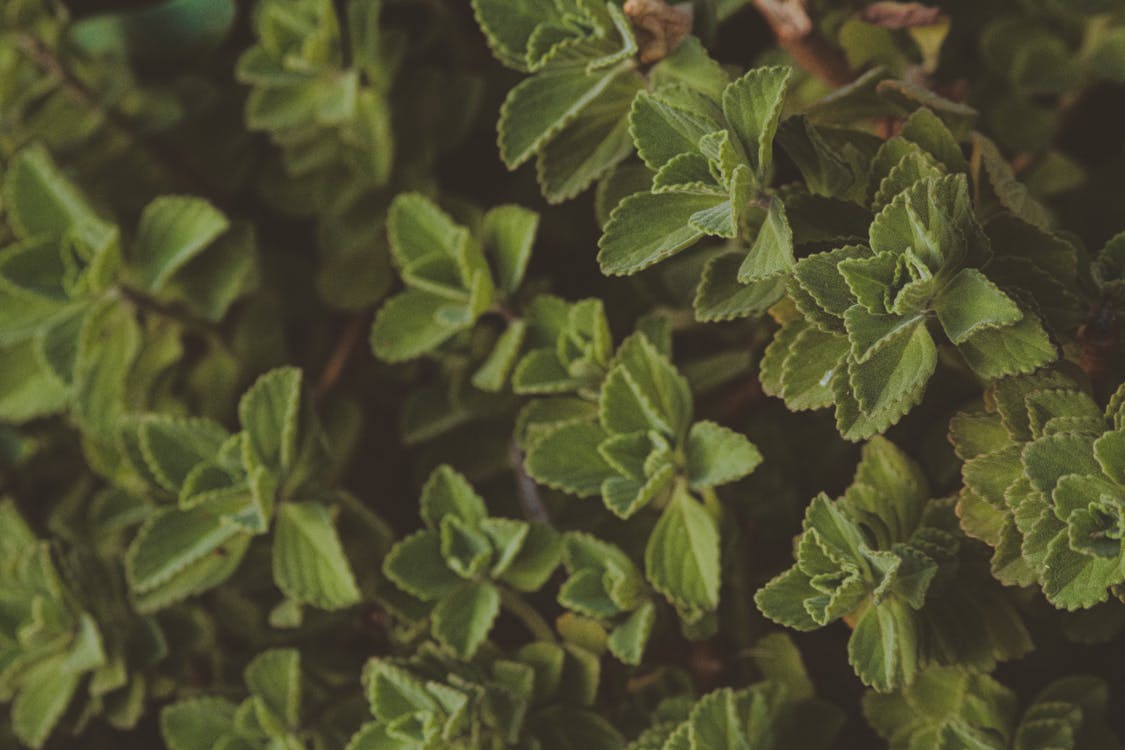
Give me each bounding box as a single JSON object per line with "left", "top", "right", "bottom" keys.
{"left": 161, "top": 697, "right": 238, "bottom": 750}
{"left": 239, "top": 366, "right": 302, "bottom": 476}
{"left": 124, "top": 415, "right": 228, "bottom": 493}
{"left": 645, "top": 486, "right": 721, "bottom": 612}
{"left": 74, "top": 299, "right": 140, "bottom": 434}
{"left": 244, "top": 649, "right": 301, "bottom": 728}
{"left": 2, "top": 145, "right": 110, "bottom": 243}
{"left": 720, "top": 66, "right": 792, "bottom": 183}
{"left": 848, "top": 598, "right": 919, "bottom": 691}
{"left": 0, "top": 339, "right": 69, "bottom": 423}
{"left": 272, "top": 501, "right": 361, "bottom": 610}
{"left": 974, "top": 134, "right": 1051, "bottom": 230}
{"left": 131, "top": 196, "right": 229, "bottom": 291}
{"left": 629, "top": 86, "right": 724, "bottom": 170}
{"left": 382, "top": 529, "right": 463, "bottom": 601}
{"left": 779, "top": 325, "right": 850, "bottom": 412}
{"left": 898, "top": 106, "right": 968, "bottom": 174}
{"left": 847, "top": 317, "right": 936, "bottom": 418}
{"left": 431, "top": 580, "right": 501, "bottom": 657}
{"left": 370, "top": 289, "right": 473, "bottom": 362}
{"left": 471, "top": 0, "right": 559, "bottom": 70}
{"left": 387, "top": 192, "right": 466, "bottom": 269}
{"left": 598, "top": 191, "right": 726, "bottom": 276}
{"left": 473, "top": 320, "right": 527, "bottom": 393}
{"left": 1041, "top": 531, "right": 1123, "bottom": 611}
{"left": 738, "top": 196, "right": 794, "bottom": 282}
{"left": 420, "top": 464, "right": 488, "bottom": 529}
{"left": 11, "top": 658, "right": 80, "bottom": 750}
{"left": 688, "top": 688, "right": 751, "bottom": 750}
{"left": 440, "top": 514, "right": 494, "bottom": 579}
{"left": 526, "top": 421, "right": 615, "bottom": 497}
{"left": 694, "top": 253, "right": 788, "bottom": 322}
{"left": 956, "top": 313, "right": 1056, "bottom": 380}
{"left": 538, "top": 69, "right": 642, "bottom": 203}
{"left": 482, "top": 205, "right": 539, "bottom": 293}
{"left": 611, "top": 333, "right": 693, "bottom": 442}
{"left": 499, "top": 66, "right": 625, "bottom": 168}
{"left": 933, "top": 268, "right": 1023, "bottom": 344}
{"left": 607, "top": 601, "right": 656, "bottom": 666}
{"left": 126, "top": 495, "right": 246, "bottom": 593}
{"left": 132, "top": 534, "right": 250, "bottom": 613}
{"left": 685, "top": 420, "right": 762, "bottom": 489}
{"left": 500, "top": 521, "right": 562, "bottom": 592}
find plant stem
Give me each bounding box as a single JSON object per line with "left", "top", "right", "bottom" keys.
{"left": 314, "top": 311, "right": 369, "bottom": 402}
{"left": 751, "top": 0, "right": 853, "bottom": 87}
{"left": 498, "top": 585, "right": 557, "bottom": 643}
{"left": 509, "top": 437, "right": 550, "bottom": 523}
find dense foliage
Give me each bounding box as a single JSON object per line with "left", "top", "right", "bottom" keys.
{"left": 2, "top": 0, "right": 1125, "bottom": 747}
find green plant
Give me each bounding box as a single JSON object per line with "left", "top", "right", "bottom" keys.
{"left": 2, "top": 0, "right": 1125, "bottom": 747}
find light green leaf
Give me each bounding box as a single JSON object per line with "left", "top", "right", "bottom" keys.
{"left": 11, "top": 658, "right": 80, "bottom": 750}
{"left": 612, "top": 332, "right": 693, "bottom": 442}
{"left": 720, "top": 66, "right": 792, "bottom": 183}
{"left": 272, "top": 501, "right": 361, "bottom": 610}
{"left": 526, "top": 421, "right": 615, "bottom": 497}
{"left": 956, "top": 313, "right": 1056, "bottom": 380}
{"left": 688, "top": 688, "right": 751, "bottom": 750}
{"left": 933, "top": 268, "right": 1023, "bottom": 345}
{"left": 440, "top": 514, "right": 494, "bottom": 579}
{"left": 694, "top": 252, "right": 788, "bottom": 322}
{"left": 685, "top": 420, "right": 761, "bottom": 489}
{"left": 473, "top": 320, "right": 527, "bottom": 392}
{"left": 629, "top": 85, "right": 724, "bottom": 170}
{"left": 161, "top": 697, "right": 238, "bottom": 750}
{"left": 132, "top": 534, "right": 250, "bottom": 613}
{"left": 843, "top": 308, "right": 924, "bottom": 364}
{"left": 499, "top": 66, "right": 625, "bottom": 168}
{"left": 538, "top": 69, "right": 642, "bottom": 203}
{"left": 74, "top": 298, "right": 140, "bottom": 434}
{"left": 848, "top": 317, "right": 936, "bottom": 417}
{"left": 2, "top": 145, "right": 109, "bottom": 242}
{"left": 126, "top": 494, "right": 246, "bottom": 593}
{"left": 607, "top": 601, "right": 656, "bottom": 666}
{"left": 779, "top": 325, "right": 850, "bottom": 412}
{"left": 471, "top": 0, "right": 559, "bottom": 70}
{"left": 645, "top": 486, "right": 721, "bottom": 612}
{"left": 432, "top": 580, "right": 501, "bottom": 658}
{"left": 0, "top": 338, "right": 69, "bottom": 423}
{"left": 244, "top": 649, "right": 301, "bottom": 728}
{"left": 382, "top": 529, "right": 463, "bottom": 601}
{"left": 131, "top": 196, "right": 229, "bottom": 291}
{"left": 598, "top": 191, "right": 726, "bottom": 276}
{"left": 848, "top": 599, "right": 919, "bottom": 692}
{"left": 420, "top": 464, "right": 489, "bottom": 528}
{"left": 483, "top": 206, "right": 539, "bottom": 293}
{"left": 738, "top": 196, "right": 793, "bottom": 282}
{"left": 239, "top": 366, "right": 302, "bottom": 476}
{"left": 500, "top": 521, "right": 563, "bottom": 592}
{"left": 125, "top": 415, "right": 228, "bottom": 493}
{"left": 387, "top": 192, "right": 466, "bottom": 268}
{"left": 370, "top": 289, "right": 473, "bottom": 362}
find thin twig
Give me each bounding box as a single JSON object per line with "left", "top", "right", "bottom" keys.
{"left": 509, "top": 437, "right": 550, "bottom": 523}
{"left": 314, "top": 312, "right": 368, "bottom": 402}
{"left": 752, "top": 0, "right": 853, "bottom": 87}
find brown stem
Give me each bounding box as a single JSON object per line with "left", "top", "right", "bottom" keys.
{"left": 314, "top": 312, "right": 368, "bottom": 402}
{"left": 509, "top": 437, "right": 550, "bottom": 524}
{"left": 752, "top": 0, "right": 853, "bottom": 87}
